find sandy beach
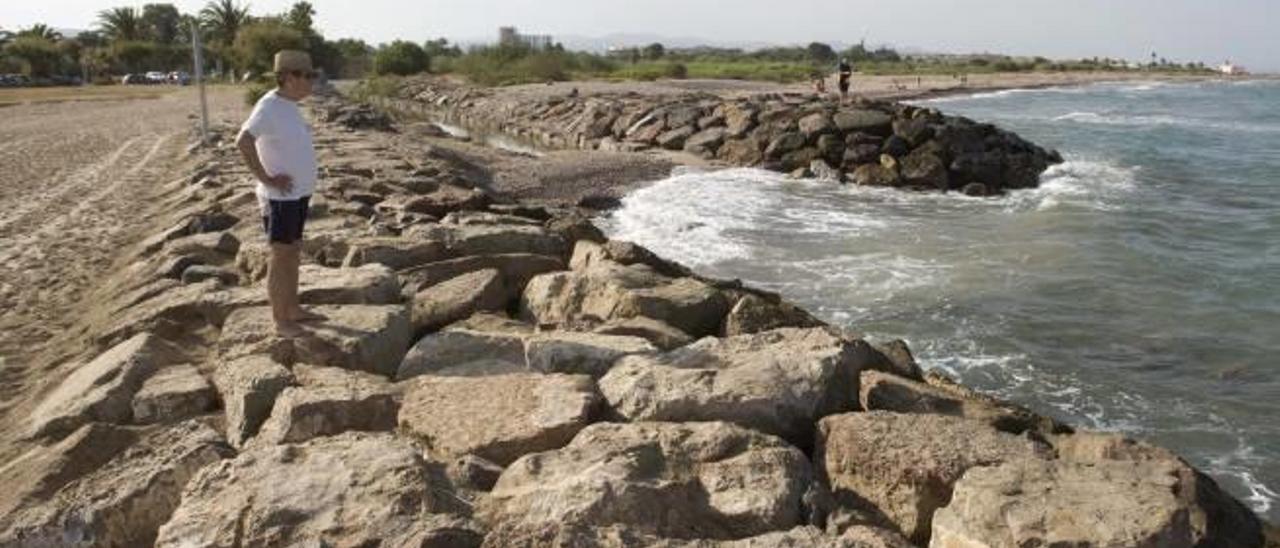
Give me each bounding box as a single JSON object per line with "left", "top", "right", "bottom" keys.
{"left": 464, "top": 70, "right": 1236, "bottom": 103}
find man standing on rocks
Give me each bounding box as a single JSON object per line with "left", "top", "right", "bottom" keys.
{"left": 837, "top": 58, "right": 854, "bottom": 102}
{"left": 236, "top": 50, "right": 322, "bottom": 337}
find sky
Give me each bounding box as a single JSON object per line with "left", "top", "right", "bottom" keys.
{"left": 3, "top": 0, "right": 1276, "bottom": 72}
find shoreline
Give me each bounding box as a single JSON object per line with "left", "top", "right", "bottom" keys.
{"left": 0, "top": 83, "right": 1273, "bottom": 545}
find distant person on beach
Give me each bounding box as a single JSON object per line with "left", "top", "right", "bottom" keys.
{"left": 236, "top": 50, "right": 322, "bottom": 338}
{"left": 837, "top": 58, "right": 854, "bottom": 102}
{"left": 812, "top": 71, "right": 827, "bottom": 94}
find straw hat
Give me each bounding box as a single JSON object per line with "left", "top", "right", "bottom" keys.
{"left": 272, "top": 50, "right": 313, "bottom": 74}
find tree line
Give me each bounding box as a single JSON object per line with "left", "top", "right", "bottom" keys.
{"left": 0, "top": 1, "right": 386, "bottom": 83}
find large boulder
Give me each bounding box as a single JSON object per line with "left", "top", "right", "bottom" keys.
{"left": 483, "top": 421, "right": 812, "bottom": 541}
{"left": 0, "top": 424, "right": 138, "bottom": 527}
{"left": 3, "top": 421, "right": 232, "bottom": 547}
{"left": 657, "top": 126, "right": 696, "bottom": 150}
{"left": 1051, "top": 431, "right": 1266, "bottom": 548}
{"left": 521, "top": 261, "right": 731, "bottom": 338}
{"left": 859, "top": 370, "right": 1067, "bottom": 436}
{"left": 849, "top": 164, "right": 901, "bottom": 187}
{"left": 218, "top": 305, "right": 412, "bottom": 377}
{"left": 341, "top": 236, "right": 450, "bottom": 270}
{"left": 524, "top": 331, "right": 657, "bottom": 377}
{"left": 599, "top": 328, "right": 864, "bottom": 447}
{"left": 718, "top": 138, "right": 765, "bottom": 166}
{"left": 165, "top": 231, "right": 240, "bottom": 259}
{"left": 411, "top": 268, "right": 510, "bottom": 335}
{"left": 867, "top": 340, "right": 924, "bottom": 382}
{"left": 721, "top": 526, "right": 915, "bottom": 548}
{"left": 398, "top": 323, "right": 530, "bottom": 380}
{"left": 798, "top": 113, "right": 835, "bottom": 138}
{"left": 399, "top": 373, "right": 600, "bottom": 465}
{"left": 722, "top": 103, "right": 758, "bottom": 137}
{"left": 431, "top": 223, "right": 570, "bottom": 259}
{"left": 684, "top": 127, "right": 728, "bottom": 157}
{"left": 391, "top": 184, "right": 491, "bottom": 217}
{"left": 212, "top": 355, "right": 295, "bottom": 448}
{"left": 155, "top": 432, "right": 482, "bottom": 547}
{"left": 833, "top": 109, "right": 892, "bottom": 136}
{"left": 297, "top": 263, "right": 401, "bottom": 305}
{"left": 722, "top": 293, "right": 825, "bottom": 336}
{"left": 816, "top": 412, "right": 1051, "bottom": 544}
{"left": 477, "top": 523, "right": 913, "bottom": 547}
{"left": 842, "top": 143, "right": 882, "bottom": 169}
{"left": 398, "top": 253, "right": 565, "bottom": 295}
{"left": 576, "top": 239, "right": 694, "bottom": 279}
{"left": 899, "top": 150, "right": 949, "bottom": 191}
{"left": 780, "top": 147, "right": 821, "bottom": 172}
{"left": 592, "top": 316, "right": 694, "bottom": 351}
{"left": 131, "top": 364, "right": 216, "bottom": 424}
{"left": 891, "top": 117, "right": 934, "bottom": 147}
{"left": 765, "top": 132, "right": 807, "bottom": 159}
{"left": 930, "top": 460, "right": 1196, "bottom": 548}
{"left": 28, "top": 333, "right": 171, "bottom": 439}
{"left": 253, "top": 365, "right": 400, "bottom": 446}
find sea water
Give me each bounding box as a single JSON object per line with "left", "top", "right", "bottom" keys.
{"left": 600, "top": 80, "right": 1280, "bottom": 520}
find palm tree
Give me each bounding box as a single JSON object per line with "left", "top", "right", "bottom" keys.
{"left": 200, "top": 0, "right": 251, "bottom": 80}
{"left": 98, "top": 7, "right": 143, "bottom": 42}
{"left": 17, "top": 23, "right": 62, "bottom": 41}
{"left": 200, "top": 0, "right": 251, "bottom": 44}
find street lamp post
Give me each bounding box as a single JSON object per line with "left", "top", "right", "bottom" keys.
{"left": 191, "top": 22, "right": 210, "bottom": 146}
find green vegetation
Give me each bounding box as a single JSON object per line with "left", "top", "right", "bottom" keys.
{"left": 610, "top": 61, "right": 810, "bottom": 83}
{"left": 348, "top": 74, "right": 403, "bottom": 103}
{"left": 244, "top": 79, "right": 273, "bottom": 105}
{"left": 373, "top": 41, "right": 429, "bottom": 76}
{"left": 406, "top": 40, "right": 1213, "bottom": 88}
{"left": 0, "top": 1, "right": 372, "bottom": 84}
{"left": 1, "top": 10, "right": 1219, "bottom": 90}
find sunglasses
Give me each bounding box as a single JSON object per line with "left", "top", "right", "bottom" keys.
{"left": 289, "top": 70, "right": 318, "bottom": 80}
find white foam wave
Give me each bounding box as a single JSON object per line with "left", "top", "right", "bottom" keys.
{"left": 1114, "top": 81, "right": 1168, "bottom": 93}
{"left": 917, "top": 85, "right": 1089, "bottom": 104}
{"left": 1207, "top": 442, "right": 1279, "bottom": 514}
{"left": 1001, "top": 158, "right": 1139, "bottom": 212}
{"left": 1051, "top": 110, "right": 1280, "bottom": 134}
{"left": 602, "top": 168, "right": 781, "bottom": 267}
{"left": 789, "top": 253, "right": 945, "bottom": 302}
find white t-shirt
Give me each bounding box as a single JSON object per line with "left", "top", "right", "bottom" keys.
{"left": 238, "top": 89, "right": 317, "bottom": 201}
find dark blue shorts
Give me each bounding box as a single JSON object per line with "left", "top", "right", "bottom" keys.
{"left": 261, "top": 196, "right": 310, "bottom": 244}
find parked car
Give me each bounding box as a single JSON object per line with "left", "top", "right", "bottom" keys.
{"left": 121, "top": 73, "right": 145, "bottom": 85}
{"left": 48, "top": 75, "right": 82, "bottom": 86}
{"left": 0, "top": 74, "right": 17, "bottom": 87}
{"left": 167, "top": 71, "right": 191, "bottom": 85}
{"left": 144, "top": 71, "right": 167, "bottom": 84}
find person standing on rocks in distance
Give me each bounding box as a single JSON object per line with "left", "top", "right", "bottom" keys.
{"left": 837, "top": 58, "right": 853, "bottom": 103}
{"left": 236, "top": 50, "right": 323, "bottom": 338}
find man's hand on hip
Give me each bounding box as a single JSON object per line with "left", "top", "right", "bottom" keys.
{"left": 265, "top": 173, "right": 293, "bottom": 194}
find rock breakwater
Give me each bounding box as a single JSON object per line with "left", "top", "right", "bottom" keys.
{"left": 0, "top": 89, "right": 1268, "bottom": 547}
{"left": 382, "top": 77, "right": 1063, "bottom": 195}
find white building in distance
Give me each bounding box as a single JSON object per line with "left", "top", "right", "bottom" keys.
{"left": 498, "top": 26, "right": 553, "bottom": 50}
{"left": 1218, "top": 61, "right": 1249, "bottom": 75}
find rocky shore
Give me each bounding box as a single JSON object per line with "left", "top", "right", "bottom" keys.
{"left": 376, "top": 77, "right": 1063, "bottom": 196}
{"left": 0, "top": 88, "right": 1273, "bottom": 548}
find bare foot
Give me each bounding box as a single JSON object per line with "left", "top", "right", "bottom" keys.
{"left": 290, "top": 308, "right": 327, "bottom": 323}
{"left": 276, "top": 321, "right": 306, "bottom": 338}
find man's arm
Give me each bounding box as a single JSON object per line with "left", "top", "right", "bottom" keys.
{"left": 237, "top": 131, "right": 292, "bottom": 193}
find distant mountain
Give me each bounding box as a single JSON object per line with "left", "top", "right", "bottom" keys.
{"left": 556, "top": 33, "right": 777, "bottom": 53}
{"left": 55, "top": 28, "right": 89, "bottom": 38}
